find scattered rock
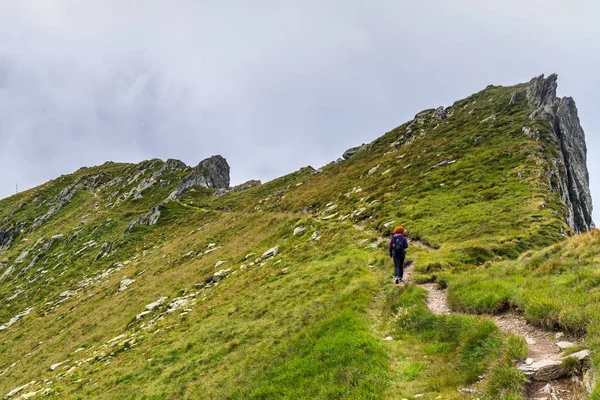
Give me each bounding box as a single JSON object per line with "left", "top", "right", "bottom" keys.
{"left": 293, "top": 226, "right": 305, "bottom": 236}
{"left": 118, "top": 279, "right": 135, "bottom": 293}
{"left": 145, "top": 297, "right": 168, "bottom": 312}
{"left": 124, "top": 204, "right": 164, "bottom": 235}
{"left": 525, "top": 337, "right": 537, "bottom": 345}
{"left": 4, "top": 381, "right": 36, "bottom": 398}
{"left": 368, "top": 164, "right": 380, "bottom": 175}
{"left": 0, "top": 308, "right": 33, "bottom": 331}
{"left": 383, "top": 336, "right": 393, "bottom": 341}
{"left": 214, "top": 260, "right": 226, "bottom": 269}
{"left": 556, "top": 341, "right": 574, "bottom": 350}
{"left": 310, "top": 231, "right": 322, "bottom": 241}
{"left": 50, "top": 360, "right": 69, "bottom": 371}
{"left": 342, "top": 144, "right": 368, "bottom": 160}
{"left": 555, "top": 332, "right": 565, "bottom": 339}
{"left": 526, "top": 358, "right": 534, "bottom": 365}
{"left": 261, "top": 247, "right": 279, "bottom": 259}
{"left": 480, "top": 114, "right": 497, "bottom": 123}
{"left": 430, "top": 159, "right": 457, "bottom": 170}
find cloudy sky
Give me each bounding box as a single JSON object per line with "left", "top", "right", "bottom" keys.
{"left": 0, "top": 1, "right": 598, "bottom": 221}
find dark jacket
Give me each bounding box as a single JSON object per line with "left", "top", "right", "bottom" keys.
{"left": 389, "top": 233, "right": 408, "bottom": 257}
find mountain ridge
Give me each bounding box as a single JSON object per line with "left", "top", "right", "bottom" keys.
{"left": 0, "top": 74, "right": 596, "bottom": 399}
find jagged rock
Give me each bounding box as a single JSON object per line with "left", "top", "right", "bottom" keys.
{"left": 343, "top": 144, "right": 368, "bottom": 160}
{"left": 170, "top": 155, "right": 230, "bottom": 199}
{"left": 519, "top": 350, "right": 590, "bottom": 381}
{"left": 124, "top": 204, "right": 164, "bottom": 235}
{"left": 4, "top": 381, "right": 36, "bottom": 398}
{"left": 14, "top": 250, "right": 29, "bottom": 264}
{"left": 31, "top": 184, "right": 79, "bottom": 231}
{"left": 368, "top": 165, "right": 380, "bottom": 175}
{"left": 261, "top": 247, "right": 279, "bottom": 259}
{"left": 509, "top": 91, "right": 519, "bottom": 105}
{"left": 293, "top": 226, "right": 305, "bottom": 236}
{"left": 145, "top": 297, "right": 168, "bottom": 311}
{"left": 215, "top": 180, "right": 261, "bottom": 197}
{"left": 118, "top": 279, "right": 135, "bottom": 293}
{"left": 153, "top": 159, "right": 187, "bottom": 178}
{"left": 584, "top": 368, "right": 597, "bottom": 395}
{"left": 0, "top": 308, "right": 33, "bottom": 331}
{"left": 526, "top": 74, "right": 593, "bottom": 233}
{"left": 480, "top": 114, "right": 497, "bottom": 123}
{"left": 434, "top": 106, "right": 447, "bottom": 120}
{"left": 214, "top": 260, "right": 226, "bottom": 269}
{"left": 49, "top": 360, "right": 69, "bottom": 371}
{"left": 310, "top": 231, "right": 322, "bottom": 241}
{"left": 430, "top": 159, "right": 457, "bottom": 170}
{"left": 0, "top": 224, "right": 23, "bottom": 251}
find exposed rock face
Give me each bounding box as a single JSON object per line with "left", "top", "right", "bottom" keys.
{"left": 343, "top": 144, "right": 368, "bottom": 160}
{"left": 124, "top": 204, "right": 164, "bottom": 235}
{"left": 0, "top": 224, "right": 22, "bottom": 250}
{"left": 170, "top": 155, "right": 230, "bottom": 199}
{"left": 526, "top": 74, "right": 594, "bottom": 233}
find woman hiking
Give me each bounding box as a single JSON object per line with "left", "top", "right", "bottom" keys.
{"left": 389, "top": 226, "right": 408, "bottom": 284}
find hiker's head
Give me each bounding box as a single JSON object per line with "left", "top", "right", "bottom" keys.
{"left": 393, "top": 226, "right": 405, "bottom": 235}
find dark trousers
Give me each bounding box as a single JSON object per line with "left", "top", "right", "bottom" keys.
{"left": 393, "top": 253, "right": 405, "bottom": 279}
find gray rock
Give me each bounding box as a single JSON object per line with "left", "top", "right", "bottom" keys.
{"left": 293, "top": 226, "right": 305, "bottom": 236}
{"left": 31, "top": 184, "right": 79, "bottom": 231}
{"left": 261, "top": 246, "right": 279, "bottom": 259}
{"left": 434, "top": 106, "right": 447, "bottom": 120}
{"left": 342, "top": 144, "right": 368, "bottom": 160}
{"left": 526, "top": 74, "right": 594, "bottom": 233}
{"left": 556, "top": 341, "right": 574, "bottom": 350}
{"left": 215, "top": 180, "right": 261, "bottom": 197}
{"left": 145, "top": 297, "right": 168, "bottom": 311}
{"left": 124, "top": 204, "right": 164, "bottom": 235}
{"left": 508, "top": 91, "right": 519, "bottom": 105}
{"left": 584, "top": 368, "right": 597, "bottom": 395}
{"left": 118, "top": 279, "right": 135, "bottom": 293}
{"left": 0, "top": 308, "right": 33, "bottom": 331}
{"left": 0, "top": 224, "right": 23, "bottom": 251}
{"left": 170, "top": 155, "right": 230, "bottom": 199}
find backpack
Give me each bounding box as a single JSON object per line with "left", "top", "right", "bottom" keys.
{"left": 391, "top": 234, "right": 406, "bottom": 256}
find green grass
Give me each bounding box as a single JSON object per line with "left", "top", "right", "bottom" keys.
{"left": 0, "top": 78, "right": 588, "bottom": 398}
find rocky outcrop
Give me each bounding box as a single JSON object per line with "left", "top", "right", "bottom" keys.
{"left": 215, "top": 180, "right": 261, "bottom": 197}
{"left": 0, "top": 224, "right": 23, "bottom": 251}
{"left": 343, "top": 144, "right": 368, "bottom": 160}
{"left": 526, "top": 74, "right": 594, "bottom": 233}
{"left": 169, "top": 155, "right": 230, "bottom": 199}
{"left": 124, "top": 204, "right": 164, "bottom": 235}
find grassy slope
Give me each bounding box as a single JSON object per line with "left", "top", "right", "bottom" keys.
{"left": 0, "top": 79, "right": 579, "bottom": 399}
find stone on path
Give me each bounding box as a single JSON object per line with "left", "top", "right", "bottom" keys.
{"left": 556, "top": 341, "right": 574, "bottom": 350}
{"left": 525, "top": 336, "right": 536, "bottom": 345}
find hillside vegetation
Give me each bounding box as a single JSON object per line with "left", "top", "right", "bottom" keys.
{"left": 0, "top": 76, "right": 593, "bottom": 399}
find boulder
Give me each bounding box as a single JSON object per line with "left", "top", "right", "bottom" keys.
{"left": 170, "top": 155, "right": 230, "bottom": 199}
{"left": 118, "top": 279, "right": 135, "bottom": 293}
{"left": 262, "top": 247, "right": 279, "bottom": 259}
{"left": 145, "top": 297, "right": 168, "bottom": 311}
{"left": 342, "top": 144, "right": 368, "bottom": 160}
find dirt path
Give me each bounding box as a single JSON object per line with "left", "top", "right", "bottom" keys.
{"left": 402, "top": 262, "right": 584, "bottom": 400}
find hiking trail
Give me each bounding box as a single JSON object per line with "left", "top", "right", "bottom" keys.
{"left": 403, "top": 262, "right": 586, "bottom": 399}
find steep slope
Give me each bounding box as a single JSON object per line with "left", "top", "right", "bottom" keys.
{"left": 0, "top": 74, "right": 593, "bottom": 399}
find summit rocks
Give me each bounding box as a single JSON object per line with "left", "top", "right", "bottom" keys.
{"left": 170, "top": 155, "right": 230, "bottom": 199}
{"left": 525, "top": 74, "right": 594, "bottom": 233}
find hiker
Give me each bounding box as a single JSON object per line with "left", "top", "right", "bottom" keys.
{"left": 389, "top": 226, "right": 408, "bottom": 284}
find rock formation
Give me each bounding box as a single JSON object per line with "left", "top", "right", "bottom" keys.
{"left": 170, "top": 155, "right": 230, "bottom": 199}
{"left": 525, "top": 74, "right": 594, "bottom": 233}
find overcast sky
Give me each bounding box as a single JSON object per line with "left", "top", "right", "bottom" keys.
{"left": 0, "top": 1, "right": 598, "bottom": 222}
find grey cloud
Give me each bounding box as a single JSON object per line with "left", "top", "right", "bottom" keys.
{"left": 0, "top": 0, "right": 599, "bottom": 222}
